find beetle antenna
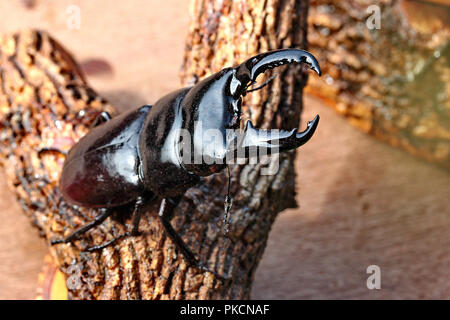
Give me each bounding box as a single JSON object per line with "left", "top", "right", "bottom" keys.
{"left": 244, "top": 74, "right": 278, "bottom": 95}
{"left": 222, "top": 165, "right": 232, "bottom": 237}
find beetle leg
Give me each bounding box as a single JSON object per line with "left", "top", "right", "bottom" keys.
{"left": 158, "top": 198, "right": 227, "bottom": 281}
{"left": 90, "top": 111, "right": 112, "bottom": 128}
{"left": 244, "top": 74, "right": 278, "bottom": 95}
{"left": 158, "top": 196, "right": 182, "bottom": 220}
{"left": 130, "top": 196, "right": 146, "bottom": 236}
{"left": 51, "top": 207, "right": 114, "bottom": 245}
{"left": 85, "top": 195, "right": 152, "bottom": 252}
{"left": 222, "top": 165, "right": 232, "bottom": 237}
{"left": 37, "top": 147, "right": 67, "bottom": 158}
{"left": 39, "top": 112, "right": 112, "bottom": 157}
{"left": 84, "top": 232, "right": 131, "bottom": 252}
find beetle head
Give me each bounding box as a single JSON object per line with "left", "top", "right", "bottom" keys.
{"left": 180, "top": 49, "right": 321, "bottom": 176}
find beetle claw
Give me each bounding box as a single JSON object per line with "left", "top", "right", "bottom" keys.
{"left": 294, "top": 114, "right": 320, "bottom": 148}
{"left": 235, "top": 48, "right": 321, "bottom": 88}
{"left": 232, "top": 114, "right": 319, "bottom": 158}
{"left": 225, "top": 49, "right": 321, "bottom": 158}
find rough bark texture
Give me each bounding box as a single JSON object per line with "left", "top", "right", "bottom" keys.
{"left": 307, "top": 0, "right": 450, "bottom": 169}
{"left": 0, "top": 0, "right": 310, "bottom": 300}
{"left": 179, "top": 0, "right": 311, "bottom": 298}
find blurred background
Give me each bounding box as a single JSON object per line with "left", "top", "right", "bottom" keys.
{"left": 0, "top": 0, "right": 449, "bottom": 299}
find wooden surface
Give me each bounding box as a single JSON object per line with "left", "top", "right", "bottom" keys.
{"left": 307, "top": 0, "right": 450, "bottom": 169}
{"left": 0, "top": 0, "right": 309, "bottom": 298}
{"left": 0, "top": 0, "right": 449, "bottom": 299}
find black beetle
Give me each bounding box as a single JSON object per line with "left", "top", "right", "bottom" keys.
{"left": 51, "top": 49, "right": 321, "bottom": 276}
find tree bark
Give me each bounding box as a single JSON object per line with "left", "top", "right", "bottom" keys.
{"left": 307, "top": 0, "right": 450, "bottom": 169}
{"left": 0, "top": 0, "right": 310, "bottom": 300}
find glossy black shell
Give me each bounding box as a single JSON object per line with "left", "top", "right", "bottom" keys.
{"left": 59, "top": 49, "right": 322, "bottom": 209}
{"left": 59, "top": 106, "right": 150, "bottom": 208}
{"left": 59, "top": 89, "right": 202, "bottom": 207}
{"left": 138, "top": 88, "right": 200, "bottom": 197}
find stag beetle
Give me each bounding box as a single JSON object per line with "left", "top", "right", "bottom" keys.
{"left": 51, "top": 49, "right": 321, "bottom": 276}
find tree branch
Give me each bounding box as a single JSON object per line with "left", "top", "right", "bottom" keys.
{"left": 307, "top": 0, "right": 450, "bottom": 169}
{"left": 0, "top": 0, "right": 310, "bottom": 300}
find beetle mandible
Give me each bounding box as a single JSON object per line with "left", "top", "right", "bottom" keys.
{"left": 51, "top": 49, "right": 322, "bottom": 276}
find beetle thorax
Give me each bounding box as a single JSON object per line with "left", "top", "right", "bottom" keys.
{"left": 178, "top": 69, "right": 241, "bottom": 176}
